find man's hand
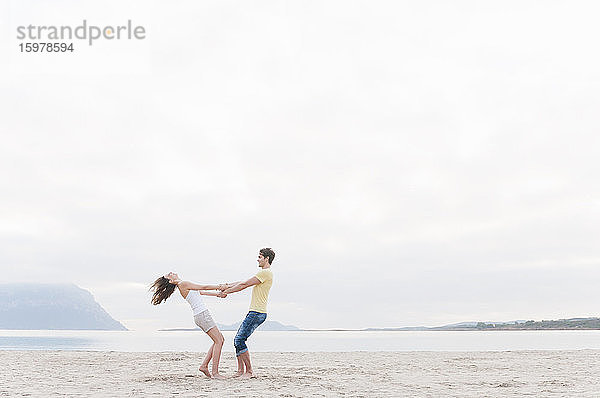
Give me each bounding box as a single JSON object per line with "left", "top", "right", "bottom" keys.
{"left": 217, "top": 291, "right": 227, "bottom": 298}
{"left": 218, "top": 283, "right": 235, "bottom": 291}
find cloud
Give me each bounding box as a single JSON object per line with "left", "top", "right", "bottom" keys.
{"left": 1, "top": 0, "right": 600, "bottom": 329}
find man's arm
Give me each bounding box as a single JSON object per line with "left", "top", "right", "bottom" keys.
{"left": 222, "top": 276, "right": 261, "bottom": 294}
{"left": 218, "top": 282, "right": 241, "bottom": 290}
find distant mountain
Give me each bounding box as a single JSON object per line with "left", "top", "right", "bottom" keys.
{"left": 161, "top": 320, "right": 301, "bottom": 332}
{"left": 0, "top": 283, "right": 127, "bottom": 330}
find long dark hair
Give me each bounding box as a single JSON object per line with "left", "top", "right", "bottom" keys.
{"left": 150, "top": 276, "right": 176, "bottom": 305}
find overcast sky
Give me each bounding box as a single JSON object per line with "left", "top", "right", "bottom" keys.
{"left": 1, "top": 1, "right": 599, "bottom": 331}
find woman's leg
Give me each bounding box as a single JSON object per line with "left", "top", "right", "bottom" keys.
{"left": 206, "top": 327, "right": 225, "bottom": 379}
{"left": 198, "top": 343, "right": 214, "bottom": 378}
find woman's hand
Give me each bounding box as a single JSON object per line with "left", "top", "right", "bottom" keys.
{"left": 217, "top": 291, "right": 227, "bottom": 298}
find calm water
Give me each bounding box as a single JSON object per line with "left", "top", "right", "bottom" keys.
{"left": 1, "top": 330, "right": 600, "bottom": 352}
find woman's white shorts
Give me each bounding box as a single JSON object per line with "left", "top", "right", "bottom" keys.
{"left": 194, "top": 310, "right": 216, "bottom": 332}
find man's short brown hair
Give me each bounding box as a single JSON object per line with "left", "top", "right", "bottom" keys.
{"left": 260, "top": 248, "right": 275, "bottom": 264}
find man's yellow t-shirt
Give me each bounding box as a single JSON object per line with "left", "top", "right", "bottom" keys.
{"left": 249, "top": 269, "right": 273, "bottom": 313}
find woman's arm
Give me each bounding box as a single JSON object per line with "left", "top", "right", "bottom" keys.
{"left": 199, "top": 290, "right": 227, "bottom": 297}
{"left": 178, "top": 281, "right": 220, "bottom": 291}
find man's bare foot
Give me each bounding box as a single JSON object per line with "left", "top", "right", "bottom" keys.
{"left": 211, "top": 373, "right": 227, "bottom": 380}
{"left": 198, "top": 366, "right": 211, "bottom": 378}
{"left": 232, "top": 371, "right": 244, "bottom": 378}
{"left": 239, "top": 372, "right": 255, "bottom": 379}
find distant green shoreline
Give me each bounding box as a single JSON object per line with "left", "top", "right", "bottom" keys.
{"left": 364, "top": 317, "right": 600, "bottom": 331}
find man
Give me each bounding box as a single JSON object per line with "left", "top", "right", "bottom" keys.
{"left": 222, "top": 247, "right": 275, "bottom": 378}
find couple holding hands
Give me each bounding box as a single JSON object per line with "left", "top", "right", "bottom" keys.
{"left": 150, "top": 248, "right": 275, "bottom": 379}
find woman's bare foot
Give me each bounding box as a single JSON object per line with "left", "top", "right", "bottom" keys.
{"left": 211, "top": 373, "right": 227, "bottom": 380}
{"left": 232, "top": 371, "right": 244, "bottom": 378}
{"left": 198, "top": 366, "right": 211, "bottom": 378}
{"left": 239, "top": 372, "right": 254, "bottom": 379}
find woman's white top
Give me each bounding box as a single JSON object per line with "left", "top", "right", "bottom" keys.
{"left": 185, "top": 290, "right": 208, "bottom": 315}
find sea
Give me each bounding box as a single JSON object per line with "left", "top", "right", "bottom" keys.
{"left": 1, "top": 330, "right": 600, "bottom": 352}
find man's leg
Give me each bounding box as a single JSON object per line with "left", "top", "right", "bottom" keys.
{"left": 238, "top": 351, "right": 254, "bottom": 378}
{"left": 234, "top": 354, "right": 245, "bottom": 377}
{"left": 234, "top": 312, "right": 267, "bottom": 378}
{"left": 233, "top": 312, "right": 258, "bottom": 377}
{"left": 233, "top": 316, "right": 250, "bottom": 377}
{"left": 233, "top": 313, "right": 250, "bottom": 377}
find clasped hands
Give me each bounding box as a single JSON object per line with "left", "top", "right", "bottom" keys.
{"left": 215, "top": 283, "right": 235, "bottom": 298}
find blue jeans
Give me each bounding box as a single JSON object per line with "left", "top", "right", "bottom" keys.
{"left": 234, "top": 311, "right": 267, "bottom": 356}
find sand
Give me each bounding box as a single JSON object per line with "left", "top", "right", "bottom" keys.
{"left": 2, "top": 350, "right": 600, "bottom": 397}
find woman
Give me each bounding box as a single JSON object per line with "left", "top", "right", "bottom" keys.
{"left": 150, "top": 272, "right": 232, "bottom": 379}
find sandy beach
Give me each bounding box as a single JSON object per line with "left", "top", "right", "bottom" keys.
{"left": 2, "top": 350, "right": 600, "bottom": 397}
